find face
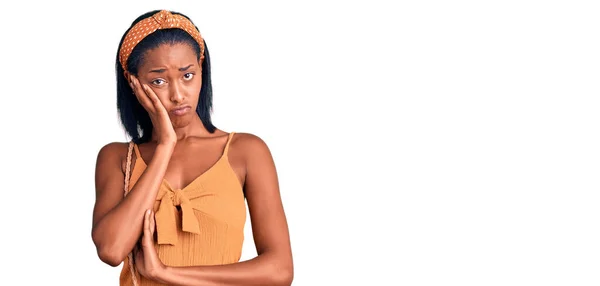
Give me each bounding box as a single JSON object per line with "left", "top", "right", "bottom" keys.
{"left": 136, "top": 43, "right": 202, "bottom": 128}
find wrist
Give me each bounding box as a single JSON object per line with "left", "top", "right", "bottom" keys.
{"left": 154, "top": 265, "right": 171, "bottom": 284}
{"left": 155, "top": 143, "right": 176, "bottom": 155}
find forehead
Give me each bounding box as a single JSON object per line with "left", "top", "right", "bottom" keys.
{"left": 139, "top": 43, "right": 198, "bottom": 70}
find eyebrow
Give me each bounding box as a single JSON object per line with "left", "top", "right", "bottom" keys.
{"left": 149, "top": 64, "right": 195, "bottom": 74}
{"left": 179, "top": 64, "right": 194, "bottom": 71}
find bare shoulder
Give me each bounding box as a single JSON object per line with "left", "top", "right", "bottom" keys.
{"left": 97, "top": 141, "right": 129, "bottom": 156}
{"left": 227, "top": 132, "right": 276, "bottom": 187}
{"left": 230, "top": 132, "right": 269, "bottom": 146}
{"left": 96, "top": 141, "right": 131, "bottom": 175}
{"left": 229, "top": 132, "right": 273, "bottom": 159}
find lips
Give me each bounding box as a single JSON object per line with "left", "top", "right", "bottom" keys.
{"left": 171, "top": 105, "right": 191, "bottom": 116}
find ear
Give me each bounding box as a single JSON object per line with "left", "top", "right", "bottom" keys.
{"left": 123, "top": 71, "right": 131, "bottom": 83}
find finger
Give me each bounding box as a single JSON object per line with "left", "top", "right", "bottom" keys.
{"left": 142, "top": 209, "right": 152, "bottom": 246}
{"left": 140, "top": 211, "right": 160, "bottom": 265}
{"left": 130, "top": 76, "right": 156, "bottom": 114}
{"left": 141, "top": 84, "right": 168, "bottom": 116}
{"left": 144, "top": 209, "right": 150, "bottom": 234}
{"left": 131, "top": 76, "right": 154, "bottom": 111}
{"left": 149, "top": 210, "right": 156, "bottom": 236}
{"left": 130, "top": 76, "right": 151, "bottom": 109}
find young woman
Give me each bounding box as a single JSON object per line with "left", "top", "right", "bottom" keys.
{"left": 91, "top": 9, "right": 293, "bottom": 286}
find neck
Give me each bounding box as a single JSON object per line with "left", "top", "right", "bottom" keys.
{"left": 151, "top": 115, "right": 208, "bottom": 142}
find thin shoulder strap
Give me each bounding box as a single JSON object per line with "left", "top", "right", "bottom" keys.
{"left": 123, "top": 141, "right": 140, "bottom": 286}
{"left": 223, "top": 132, "right": 235, "bottom": 156}
{"left": 124, "top": 141, "right": 134, "bottom": 197}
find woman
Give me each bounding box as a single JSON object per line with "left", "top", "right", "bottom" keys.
{"left": 91, "top": 10, "right": 293, "bottom": 286}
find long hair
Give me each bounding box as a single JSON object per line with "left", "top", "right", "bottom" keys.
{"left": 115, "top": 10, "right": 215, "bottom": 144}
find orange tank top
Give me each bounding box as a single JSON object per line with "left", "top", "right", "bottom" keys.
{"left": 119, "top": 132, "right": 246, "bottom": 286}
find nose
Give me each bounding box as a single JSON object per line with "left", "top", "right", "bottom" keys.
{"left": 169, "top": 82, "right": 185, "bottom": 103}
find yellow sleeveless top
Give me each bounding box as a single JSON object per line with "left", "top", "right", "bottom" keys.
{"left": 119, "top": 132, "right": 246, "bottom": 286}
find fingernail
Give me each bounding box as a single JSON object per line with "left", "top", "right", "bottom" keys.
{"left": 146, "top": 209, "right": 151, "bottom": 215}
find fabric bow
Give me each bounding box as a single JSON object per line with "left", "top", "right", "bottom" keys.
{"left": 151, "top": 10, "right": 181, "bottom": 29}
{"left": 154, "top": 184, "right": 211, "bottom": 245}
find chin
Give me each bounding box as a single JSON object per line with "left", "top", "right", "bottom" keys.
{"left": 172, "top": 121, "right": 191, "bottom": 129}
{"left": 171, "top": 115, "right": 193, "bottom": 129}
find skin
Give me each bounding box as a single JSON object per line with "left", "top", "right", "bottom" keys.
{"left": 91, "top": 43, "right": 293, "bottom": 286}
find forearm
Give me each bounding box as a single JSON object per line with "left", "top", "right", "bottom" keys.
{"left": 156, "top": 253, "right": 293, "bottom": 286}
{"left": 92, "top": 144, "right": 174, "bottom": 265}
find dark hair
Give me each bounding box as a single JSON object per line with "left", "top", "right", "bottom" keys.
{"left": 116, "top": 10, "right": 216, "bottom": 144}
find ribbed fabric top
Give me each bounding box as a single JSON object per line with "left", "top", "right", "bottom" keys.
{"left": 119, "top": 132, "right": 246, "bottom": 286}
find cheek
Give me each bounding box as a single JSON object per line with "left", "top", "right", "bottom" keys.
{"left": 186, "top": 83, "right": 201, "bottom": 103}
{"left": 190, "top": 76, "right": 202, "bottom": 94}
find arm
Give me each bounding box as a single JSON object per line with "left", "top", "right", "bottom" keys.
{"left": 91, "top": 142, "right": 174, "bottom": 266}
{"left": 149, "top": 134, "right": 294, "bottom": 286}
{"left": 92, "top": 76, "right": 177, "bottom": 267}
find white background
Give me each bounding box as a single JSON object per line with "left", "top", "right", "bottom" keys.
{"left": 0, "top": 0, "right": 598, "bottom": 285}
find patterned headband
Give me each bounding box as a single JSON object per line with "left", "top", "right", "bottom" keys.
{"left": 118, "top": 10, "right": 205, "bottom": 72}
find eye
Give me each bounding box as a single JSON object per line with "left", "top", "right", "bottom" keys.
{"left": 183, "top": 73, "right": 194, "bottom": 80}
{"left": 151, "top": 78, "right": 166, "bottom": 85}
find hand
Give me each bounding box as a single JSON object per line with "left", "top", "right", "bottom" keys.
{"left": 130, "top": 75, "right": 177, "bottom": 146}
{"left": 134, "top": 209, "right": 166, "bottom": 281}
